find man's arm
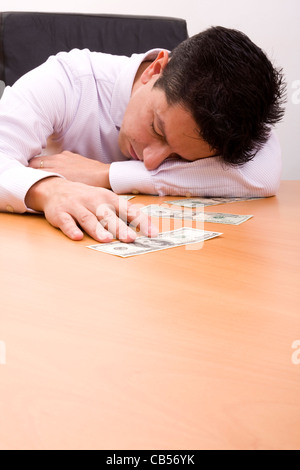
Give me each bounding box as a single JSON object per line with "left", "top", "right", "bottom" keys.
{"left": 108, "top": 130, "right": 282, "bottom": 197}
{"left": 0, "top": 56, "right": 156, "bottom": 242}
{"left": 0, "top": 54, "right": 76, "bottom": 213}
{"left": 31, "top": 130, "right": 281, "bottom": 198}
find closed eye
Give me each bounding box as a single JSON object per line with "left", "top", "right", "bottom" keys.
{"left": 150, "top": 122, "right": 165, "bottom": 140}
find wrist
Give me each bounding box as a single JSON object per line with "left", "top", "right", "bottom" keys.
{"left": 25, "top": 176, "right": 63, "bottom": 212}
{"left": 96, "top": 163, "right": 111, "bottom": 189}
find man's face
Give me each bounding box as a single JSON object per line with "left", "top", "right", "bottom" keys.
{"left": 118, "top": 53, "right": 216, "bottom": 171}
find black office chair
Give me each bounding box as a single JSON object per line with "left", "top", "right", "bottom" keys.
{"left": 0, "top": 11, "right": 188, "bottom": 88}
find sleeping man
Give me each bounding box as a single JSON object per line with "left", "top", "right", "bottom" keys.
{"left": 0, "top": 26, "right": 285, "bottom": 242}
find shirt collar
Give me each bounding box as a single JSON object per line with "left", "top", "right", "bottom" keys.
{"left": 110, "top": 49, "right": 164, "bottom": 129}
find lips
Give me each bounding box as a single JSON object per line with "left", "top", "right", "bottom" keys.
{"left": 129, "top": 145, "right": 140, "bottom": 161}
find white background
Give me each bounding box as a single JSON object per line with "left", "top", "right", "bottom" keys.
{"left": 1, "top": 0, "right": 299, "bottom": 179}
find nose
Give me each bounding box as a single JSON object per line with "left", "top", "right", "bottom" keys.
{"left": 142, "top": 144, "right": 170, "bottom": 170}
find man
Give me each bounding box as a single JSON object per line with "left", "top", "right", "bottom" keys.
{"left": 0, "top": 26, "right": 285, "bottom": 243}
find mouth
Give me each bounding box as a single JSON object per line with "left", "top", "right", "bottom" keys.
{"left": 129, "top": 144, "right": 141, "bottom": 161}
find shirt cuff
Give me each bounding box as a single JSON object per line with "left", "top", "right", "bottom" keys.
{"left": 109, "top": 161, "right": 157, "bottom": 195}
{"left": 0, "top": 166, "right": 63, "bottom": 213}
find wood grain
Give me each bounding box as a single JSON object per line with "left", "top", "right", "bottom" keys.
{"left": 0, "top": 181, "right": 299, "bottom": 450}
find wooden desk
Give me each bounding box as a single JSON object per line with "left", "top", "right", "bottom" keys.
{"left": 0, "top": 181, "right": 299, "bottom": 450}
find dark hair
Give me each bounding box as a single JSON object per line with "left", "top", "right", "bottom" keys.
{"left": 154, "top": 26, "right": 286, "bottom": 165}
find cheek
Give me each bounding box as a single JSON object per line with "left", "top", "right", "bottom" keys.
{"left": 121, "top": 92, "right": 153, "bottom": 145}
{"left": 124, "top": 115, "right": 149, "bottom": 145}
{"left": 122, "top": 105, "right": 139, "bottom": 137}
{"left": 118, "top": 117, "right": 140, "bottom": 156}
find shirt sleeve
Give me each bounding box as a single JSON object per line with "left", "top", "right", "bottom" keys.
{"left": 109, "top": 130, "right": 282, "bottom": 197}
{"left": 0, "top": 55, "right": 78, "bottom": 213}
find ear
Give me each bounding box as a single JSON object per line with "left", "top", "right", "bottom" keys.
{"left": 141, "top": 50, "right": 169, "bottom": 84}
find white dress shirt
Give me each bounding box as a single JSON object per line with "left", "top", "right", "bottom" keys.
{"left": 0, "top": 48, "right": 282, "bottom": 214}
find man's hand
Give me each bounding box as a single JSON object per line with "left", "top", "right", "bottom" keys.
{"left": 25, "top": 177, "right": 158, "bottom": 243}
{"left": 29, "top": 151, "right": 111, "bottom": 188}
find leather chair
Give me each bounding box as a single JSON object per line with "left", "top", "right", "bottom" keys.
{"left": 0, "top": 11, "right": 188, "bottom": 87}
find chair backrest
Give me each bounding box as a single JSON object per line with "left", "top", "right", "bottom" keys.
{"left": 0, "top": 11, "right": 188, "bottom": 86}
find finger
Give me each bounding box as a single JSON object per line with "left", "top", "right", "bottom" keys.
{"left": 95, "top": 221, "right": 115, "bottom": 242}
{"left": 119, "top": 201, "right": 159, "bottom": 238}
{"left": 47, "top": 211, "right": 84, "bottom": 241}
{"left": 28, "top": 157, "right": 42, "bottom": 169}
{"left": 129, "top": 206, "right": 159, "bottom": 237}
{"left": 73, "top": 207, "right": 114, "bottom": 242}
{"left": 28, "top": 157, "right": 49, "bottom": 170}
{"left": 97, "top": 204, "right": 137, "bottom": 242}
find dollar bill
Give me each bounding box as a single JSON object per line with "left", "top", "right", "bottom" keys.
{"left": 166, "top": 196, "right": 263, "bottom": 208}
{"left": 142, "top": 205, "right": 187, "bottom": 219}
{"left": 87, "top": 227, "right": 222, "bottom": 258}
{"left": 142, "top": 205, "right": 253, "bottom": 225}
{"left": 200, "top": 212, "right": 253, "bottom": 225}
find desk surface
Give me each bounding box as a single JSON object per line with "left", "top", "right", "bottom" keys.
{"left": 0, "top": 181, "right": 299, "bottom": 450}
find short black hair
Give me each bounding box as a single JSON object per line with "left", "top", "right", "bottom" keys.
{"left": 154, "top": 26, "right": 286, "bottom": 165}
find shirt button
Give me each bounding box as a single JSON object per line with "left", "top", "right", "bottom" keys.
{"left": 6, "top": 205, "right": 14, "bottom": 213}
{"left": 132, "top": 190, "right": 139, "bottom": 195}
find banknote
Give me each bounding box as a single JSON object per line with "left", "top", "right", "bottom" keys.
{"left": 141, "top": 205, "right": 188, "bottom": 219}
{"left": 142, "top": 205, "right": 253, "bottom": 225}
{"left": 166, "top": 196, "right": 263, "bottom": 208}
{"left": 198, "top": 212, "right": 253, "bottom": 225}
{"left": 87, "top": 227, "right": 222, "bottom": 258}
